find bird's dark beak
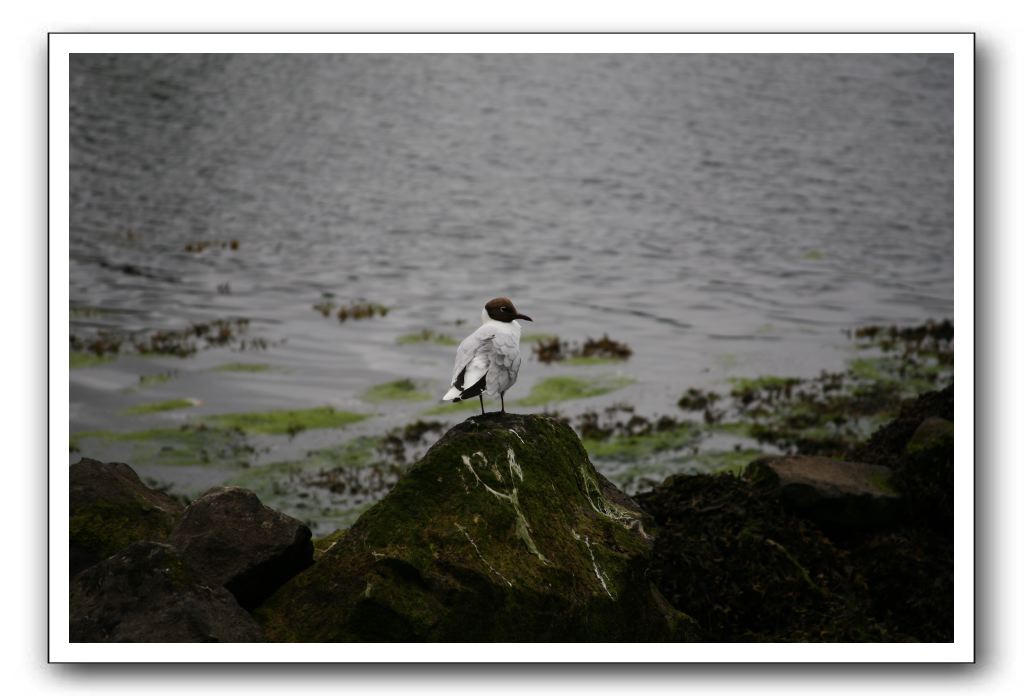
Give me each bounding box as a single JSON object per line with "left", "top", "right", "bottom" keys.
{"left": 515, "top": 313, "right": 533, "bottom": 322}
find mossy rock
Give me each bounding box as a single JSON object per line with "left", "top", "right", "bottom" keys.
{"left": 70, "top": 458, "right": 186, "bottom": 576}
{"left": 745, "top": 455, "right": 902, "bottom": 532}
{"left": 256, "top": 413, "right": 692, "bottom": 641}
{"left": 70, "top": 541, "right": 263, "bottom": 642}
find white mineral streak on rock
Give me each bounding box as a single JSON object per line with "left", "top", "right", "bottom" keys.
{"left": 455, "top": 522, "right": 513, "bottom": 587}
{"left": 507, "top": 448, "right": 524, "bottom": 482}
{"left": 460, "top": 451, "right": 547, "bottom": 564}
{"left": 572, "top": 529, "right": 615, "bottom": 600}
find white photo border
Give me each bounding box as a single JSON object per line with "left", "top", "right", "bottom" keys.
{"left": 49, "top": 32, "right": 974, "bottom": 663}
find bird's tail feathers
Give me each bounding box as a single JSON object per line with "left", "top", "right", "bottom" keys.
{"left": 442, "top": 386, "right": 462, "bottom": 402}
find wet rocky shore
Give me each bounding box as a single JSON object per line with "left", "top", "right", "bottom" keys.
{"left": 69, "top": 384, "right": 953, "bottom": 642}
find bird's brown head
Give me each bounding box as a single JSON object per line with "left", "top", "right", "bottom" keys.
{"left": 484, "top": 297, "right": 532, "bottom": 323}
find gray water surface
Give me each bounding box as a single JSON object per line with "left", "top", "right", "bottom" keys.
{"left": 69, "top": 54, "right": 954, "bottom": 528}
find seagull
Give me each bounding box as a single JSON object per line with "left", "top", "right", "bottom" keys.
{"left": 442, "top": 297, "right": 533, "bottom": 415}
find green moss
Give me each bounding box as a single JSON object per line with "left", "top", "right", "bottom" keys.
{"left": 802, "top": 249, "right": 825, "bottom": 261}
{"left": 204, "top": 407, "right": 369, "bottom": 435}
{"left": 583, "top": 423, "right": 699, "bottom": 461}
{"left": 516, "top": 375, "right": 635, "bottom": 407}
{"left": 313, "top": 529, "right": 348, "bottom": 560}
{"left": 70, "top": 499, "right": 178, "bottom": 563}
{"left": 213, "top": 362, "right": 274, "bottom": 373}
{"left": 396, "top": 330, "right": 458, "bottom": 347}
{"left": 255, "top": 414, "right": 677, "bottom": 641}
{"left": 70, "top": 351, "right": 114, "bottom": 369}
{"left": 868, "top": 471, "right": 898, "bottom": 496}
{"left": 121, "top": 398, "right": 197, "bottom": 416}
{"left": 362, "top": 379, "right": 432, "bottom": 404}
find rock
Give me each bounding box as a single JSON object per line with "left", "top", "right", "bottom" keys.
{"left": 905, "top": 417, "right": 954, "bottom": 456}
{"left": 256, "top": 413, "right": 690, "bottom": 641}
{"left": 894, "top": 417, "right": 954, "bottom": 532}
{"left": 849, "top": 385, "right": 953, "bottom": 469}
{"left": 70, "top": 542, "right": 262, "bottom": 642}
{"left": 70, "top": 458, "right": 185, "bottom": 577}
{"left": 746, "top": 455, "right": 901, "bottom": 531}
{"left": 169, "top": 487, "right": 314, "bottom": 610}
{"left": 636, "top": 473, "right": 895, "bottom": 641}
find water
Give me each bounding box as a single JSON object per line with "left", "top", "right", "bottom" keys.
{"left": 69, "top": 54, "right": 954, "bottom": 529}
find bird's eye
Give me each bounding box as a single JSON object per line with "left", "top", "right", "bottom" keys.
{"left": 502, "top": 306, "right": 510, "bottom": 312}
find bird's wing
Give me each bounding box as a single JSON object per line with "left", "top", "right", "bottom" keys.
{"left": 450, "top": 327, "right": 496, "bottom": 388}
{"left": 490, "top": 331, "right": 519, "bottom": 370}
{"left": 488, "top": 330, "right": 521, "bottom": 392}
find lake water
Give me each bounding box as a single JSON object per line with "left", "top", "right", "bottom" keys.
{"left": 69, "top": 53, "right": 954, "bottom": 531}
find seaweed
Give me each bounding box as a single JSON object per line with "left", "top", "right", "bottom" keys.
{"left": 532, "top": 334, "right": 632, "bottom": 364}
{"left": 70, "top": 318, "right": 265, "bottom": 359}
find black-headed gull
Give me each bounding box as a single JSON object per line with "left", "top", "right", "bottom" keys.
{"left": 442, "top": 297, "right": 533, "bottom": 415}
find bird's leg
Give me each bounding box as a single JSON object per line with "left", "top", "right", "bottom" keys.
{"left": 478, "top": 394, "right": 485, "bottom": 416}
{"left": 500, "top": 393, "right": 506, "bottom": 414}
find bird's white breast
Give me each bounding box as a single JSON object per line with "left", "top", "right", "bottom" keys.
{"left": 481, "top": 319, "right": 522, "bottom": 396}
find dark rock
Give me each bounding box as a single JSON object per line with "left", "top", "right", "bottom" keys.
{"left": 906, "top": 417, "right": 954, "bottom": 456}
{"left": 636, "top": 473, "right": 895, "bottom": 641}
{"left": 169, "top": 487, "right": 313, "bottom": 610}
{"left": 256, "top": 413, "right": 692, "bottom": 641}
{"left": 70, "top": 542, "right": 262, "bottom": 642}
{"left": 70, "top": 458, "right": 185, "bottom": 576}
{"left": 893, "top": 417, "right": 954, "bottom": 533}
{"left": 746, "top": 455, "right": 901, "bottom": 531}
{"left": 850, "top": 527, "right": 953, "bottom": 641}
{"left": 849, "top": 385, "right": 953, "bottom": 468}
{"left": 850, "top": 387, "right": 954, "bottom": 533}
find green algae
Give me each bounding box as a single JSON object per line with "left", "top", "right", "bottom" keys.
{"left": 121, "top": 398, "right": 197, "bottom": 416}
{"left": 678, "top": 322, "right": 955, "bottom": 458}
{"left": 225, "top": 439, "right": 377, "bottom": 495}
{"left": 802, "top": 249, "right": 825, "bottom": 261}
{"left": 226, "top": 437, "right": 392, "bottom": 533}
{"left": 362, "top": 379, "right": 432, "bottom": 404}
{"left": 708, "top": 421, "right": 756, "bottom": 438}
{"left": 728, "top": 375, "right": 803, "bottom": 396}
{"left": 137, "top": 371, "right": 177, "bottom": 388}
{"left": 516, "top": 375, "right": 635, "bottom": 407}
{"left": 583, "top": 422, "right": 700, "bottom": 461}
{"left": 70, "top": 351, "right": 114, "bottom": 369}
{"left": 396, "top": 330, "right": 458, "bottom": 347}
{"left": 682, "top": 449, "right": 764, "bottom": 476}
{"left": 213, "top": 362, "right": 273, "bottom": 373}
{"left": 71, "top": 425, "right": 255, "bottom": 467}
{"left": 203, "top": 406, "right": 369, "bottom": 435}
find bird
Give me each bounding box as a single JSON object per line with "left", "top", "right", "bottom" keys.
{"left": 442, "top": 297, "right": 533, "bottom": 415}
